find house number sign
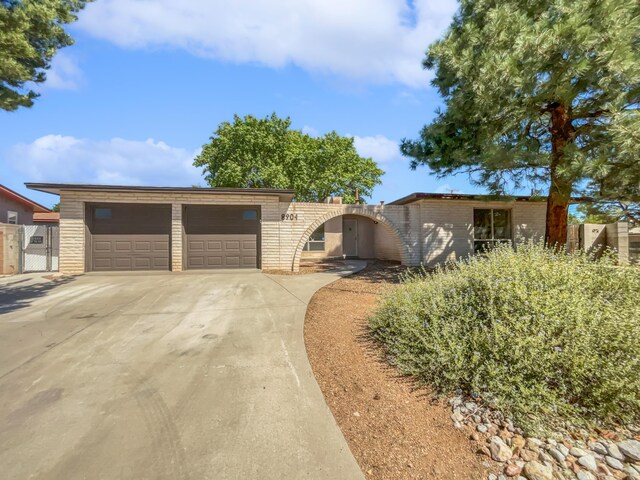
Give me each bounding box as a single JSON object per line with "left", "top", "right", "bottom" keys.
{"left": 281, "top": 213, "right": 300, "bottom": 221}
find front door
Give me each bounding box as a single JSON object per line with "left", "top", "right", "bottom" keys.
{"left": 343, "top": 219, "right": 358, "bottom": 257}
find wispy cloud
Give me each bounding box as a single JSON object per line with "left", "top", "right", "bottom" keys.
{"left": 8, "top": 135, "right": 203, "bottom": 186}
{"left": 353, "top": 134, "right": 401, "bottom": 164}
{"left": 76, "top": 0, "right": 457, "bottom": 88}
{"left": 43, "top": 52, "right": 84, "bottom": 90}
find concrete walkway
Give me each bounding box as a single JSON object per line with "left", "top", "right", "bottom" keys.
{"left": 0, "top": 264, "right": 366, "bottom": 480}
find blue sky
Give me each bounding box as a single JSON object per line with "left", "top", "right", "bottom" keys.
{"left": 1, "top": 0, "right": 487, "bottom": 209}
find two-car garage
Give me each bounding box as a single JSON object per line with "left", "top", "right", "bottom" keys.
{"left": 86, "top": 203, "right": 261, "bottom": 272}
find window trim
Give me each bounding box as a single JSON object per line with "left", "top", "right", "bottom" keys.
{"left": 7, "top": 210, "right": 18, "bottom": 224}
{"left": 473, "top": 208, "right": 512, "bottom": 253}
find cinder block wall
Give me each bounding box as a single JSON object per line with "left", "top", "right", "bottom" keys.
{"left": 56, "top": 191, "right": 552, "bottom": 274}
{"left": 418, "top": 200, "right": 547, "bottom": 266}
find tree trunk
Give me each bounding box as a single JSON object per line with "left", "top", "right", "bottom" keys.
{"left": 544, "top": 103, "right": 574, "bottom": 248}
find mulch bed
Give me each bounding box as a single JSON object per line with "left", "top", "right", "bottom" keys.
{"left": 304, "top": 261, "right": 493, "bottom": 480}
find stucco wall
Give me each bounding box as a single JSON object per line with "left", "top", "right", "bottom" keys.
{"left": 373, "top": 222, "right": 401, "bottom": 261}
{"left": 0, "top": 196, "right": 34, "bottom": 225}
{"left": 301, "top": 216, "right": 342, "bottom": 259}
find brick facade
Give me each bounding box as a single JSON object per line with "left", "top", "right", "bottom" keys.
{"left": 56, "top": 188, "right": 549, "bottom": 275}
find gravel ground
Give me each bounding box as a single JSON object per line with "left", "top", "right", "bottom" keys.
{"left": 304, "top": 261, "right": 493, "bottom": 480}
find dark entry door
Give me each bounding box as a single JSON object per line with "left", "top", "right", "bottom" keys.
{"left": 184, "top": 205, "right": 260, "bottom": 269}
{"left": 88, "top": 204, "right": 171, "bottom": 272}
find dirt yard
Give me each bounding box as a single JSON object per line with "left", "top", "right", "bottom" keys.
{"left": 304, "top": 262, "right": 493, "bottom": 480}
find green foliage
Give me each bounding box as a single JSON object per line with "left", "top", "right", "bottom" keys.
{"left": 370, "top": 243, "right": 640, "bottom": 434}
{"left": 194, "top": 113, "right": 383, "bottom": 203}
{"left": 401, "top": 0, "right": 640, "bottom": 235}
{"left": 0, "top": 0, "right": 91, "bottom": 111}
{"left": 572, "top": 201, "right": 640, "bottom": 226}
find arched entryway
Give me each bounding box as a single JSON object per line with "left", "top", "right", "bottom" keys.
{"left": 292, "top": 208, "right": 412, "bottom": 271}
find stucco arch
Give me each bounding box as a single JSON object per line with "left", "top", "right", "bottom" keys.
{"left": 292, "top": 206, "right": 413, "bottom": 271}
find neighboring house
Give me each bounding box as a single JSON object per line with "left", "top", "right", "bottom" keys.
{"left": 0, "top": 184, "right": 54, "bottom": 225}
{"left": 27, "top": 183, "right": 559, "bottom": 275}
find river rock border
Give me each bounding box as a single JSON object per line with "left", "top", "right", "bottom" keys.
{"left": 448, "top": 396, "right": 640, "bottom": 480}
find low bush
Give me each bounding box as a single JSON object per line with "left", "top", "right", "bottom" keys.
{"left": 370, "top": 242, "right": 640, "bottom": 433}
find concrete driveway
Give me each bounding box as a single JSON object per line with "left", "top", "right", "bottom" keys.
{"left": 0, "top": 266, "right": 366, "bottom": 480}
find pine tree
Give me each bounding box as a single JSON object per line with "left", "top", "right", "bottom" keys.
{"left": 402, "top": 0, "right": 640, "bottom": 246}
{"left": 0, "top": 0, "right": 91, "bottom": 111}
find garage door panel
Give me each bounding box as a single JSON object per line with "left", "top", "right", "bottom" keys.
{"left": 91, "top": 234, "right": 169, "bottom": 272}
{"left": 186, "top": 233, "right": 257, "bottom": 270}
{"left": 185, "top": 205, "right": 260, "bottom": 270}
{"left": 88, "top": 203, "right": 171, "bottom": 272}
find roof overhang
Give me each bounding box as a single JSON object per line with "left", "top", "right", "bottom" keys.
{"left": 25, "top": 183, "right": 296, "bottom": 203}
{"left": 388, "top": 192, "right": 593, "bottom": 205}
{"left": 0, "top": 184, "right": 50, "bottom": 213}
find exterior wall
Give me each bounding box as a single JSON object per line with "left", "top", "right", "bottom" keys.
{"left": 0, "top": 223, "right": 21, "bottom": 274}
{"left": 418, "top": 199, "right": 547, "bottom": 266}
{"left": 58, "top": 190, "right": 281, "bottom": 274}
{"left": 580, "top": 224, "right": 607, "bottom": 255}
{"left": 373, "top": 222, "right": 401, "bottom": 261}
{"left": 56, "top": 190, "right": 551, "bottom": 274}
{"left": 606, "top": 222, "right": 629, "bottom": 264}
{"left": 343, "top": 215, "right": 375, "bottom": 258}
{"left": 0, "top": 196, "right": 34, "bottom": 225}
{"left": 301, "top": 216, "right": 342, "bottom": 259}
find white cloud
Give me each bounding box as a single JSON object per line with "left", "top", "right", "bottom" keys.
{"left": 44, "top": 52, "right": 84, "bottom": 90}
{"left": 8, "top": 135, "right": 203, "bottom": 186}
{"left": 76, "top": 0, "right": 457, "bottom": 87}
{"left": 353, "top": 134, "right": 400, "bottom": 163}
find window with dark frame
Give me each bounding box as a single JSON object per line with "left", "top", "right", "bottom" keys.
{"left": 304, "top": 224, "right": 325, "bottom": 251}
{"left": 473, "top": 209, "right": 512, "bottom": 253}
{"left": 242, "top": 210, "right": 258, "bottom": 220}
{"left": 94, "top": 208, "right": 112, "bottom": 220}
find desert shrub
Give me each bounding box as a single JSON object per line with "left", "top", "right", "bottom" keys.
{"left": 370, "top": 242, "right": 640, "bottom": 433}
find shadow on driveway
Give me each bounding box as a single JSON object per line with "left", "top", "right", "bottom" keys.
{"left": 0, "top": 276, "right": 75, "bottom": 315}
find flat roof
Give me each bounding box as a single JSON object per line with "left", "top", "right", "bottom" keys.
{"left": 388, "top": 192, "right": 593, "bottom": 205}
{"left": 0, "top": 184, "right": 51, "bottom": 213}
{"left": 25, "top": 183, "right": 296, "bottom": 202}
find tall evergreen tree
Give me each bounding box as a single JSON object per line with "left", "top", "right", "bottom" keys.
{"left": 0, "top": 0, "right": 91, "bottom": 111}
{"left": 402, "top": 0, "right": 640, "bottom": 246}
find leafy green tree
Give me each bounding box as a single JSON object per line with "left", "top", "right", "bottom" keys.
{"left": 1, "top": 0, "right": 91, "bottom": 111}
{"left": 571, "top": 201, "right": 639, "bottom": 225}
{"left": 194, "top": 113, "right": 384, "bottom": 203}
{"left": 401, "top": 0, "right": 640, "bottom": 246}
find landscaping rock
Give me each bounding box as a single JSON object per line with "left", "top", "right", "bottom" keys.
{"left": 576, "top": 471, "right": 595, "bottom": 480}
{"left": 490, "top": 436, "right": 513, "bottom": 462}
{"left": 520, "top": 449, "right": 538, "bottom": 462}
{"left": 557, "top": 444, "right": 569, "bottom": 457}
{"left": 618, "top": 440, "right": 640, "bottom": 462}
{"left": 478, "top": 424, "right": 488, "bottom": 433}
{"left": 577, "top": 455, "right": 597, "bottom": 471}
{"left": 570, "top": 447, "right": 589, "bottom": 458}
{"left": 604, "top": 455, "right": 624, "bottom": 471}
{"left": 625, "top": 465, "right": 640, "bottom": 479}
{"left": 522, "top": 460, "right": 553, "bottom": 480}
{"left": 504, "top": 463, "right": 522, "bottom": 477}
{"left": 549, "top": 448, "right": 566, "bottom": 463}
{"left": 527, "top": 438, "right": 544, "bottom": 450}
{"left": 590, "top": 442, "right": 608, "bottom": 456}
{"left": 606, "top": 443, "right": 625, "bottom": 461}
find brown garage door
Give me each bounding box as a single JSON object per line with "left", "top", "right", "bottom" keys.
{"left": 185, "top": 205, "right": 260, "bottom": 269}
{"left": 87, "top": 204, "right": 171, "bottom": 272}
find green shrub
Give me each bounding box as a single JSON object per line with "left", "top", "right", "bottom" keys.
{"left": 370, "top": 243, "right": 640, "bottom": 434}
